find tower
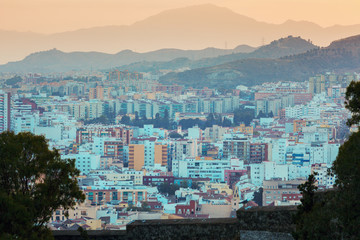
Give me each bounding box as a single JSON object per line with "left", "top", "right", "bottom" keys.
{"left": 0, "top": 91, "right": 11, "bottom": 132}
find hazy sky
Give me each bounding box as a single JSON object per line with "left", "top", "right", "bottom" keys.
{"left": 1, "top": 0, "right": 360, "bottom": 33}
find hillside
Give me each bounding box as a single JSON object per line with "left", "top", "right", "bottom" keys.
{"left": 117, "top": 36, "right": 317, "bottom": 72}
{"left": 159, "top": 35, "right": 360, "bottom": 88}
{"left": 1, "top": 4, "right": 360, "bottom": 64}
{"left": 0, "top": 45, "right": 254, "bottom": 73}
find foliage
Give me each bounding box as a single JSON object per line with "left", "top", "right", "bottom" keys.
{"left": 126, "top": 202, "right": 151, "bottom": 212}
{"left": 294, "top": 81, "right": 360, "bottom": 239}
{"left": 178, "top": 113, "right": 235, "bottom": 130}
{"left": 293, "top": 174, "right": 341, "bottom": 239}
{"left": 77, "top": 227, "right": 89, "bottom": 240}
{"left": 157, "top": 182, "right": 180, "bottom": 196}
{"left": 5, "top": 76, "right": 22, "bottom": 86}
{"left": 179, "top": 180, "right": 189, "bottom": 188}
{"left": 297, "top": 174, "right": 318, "bottom": 214}
{"left": 169, "top": 132, "right": 183, "bottom": 139}
{"left": 252, "top": 187, "right": 263, "bottom": 206}
{"left": 255, "top": 110, "right": 274, "bottom": 119}
{"left": 83, "top": 115, "right": 114, "bottom": 125}
{"left": 119, "top": 111, "right": 174, "bottom": 130}
{"left": 345, "top": 80, "right": 360, "bottom": 126}
{"left": 120, "top": 115, "right": 131, "bottom": 125}
{"left": 330, "top": 131, "right": 360, "bottom": 238}
{"left": 159, "top": 36, "right": 358, "bottom": 89}
{"left": 190, "top": 181, "right": 201, "bottom": 190}
{"left": 0, "top": 132, "right": 85, "bottom": 240}
{"left": 234, "top": 107, "right": 255, "bottom": 125}
{"left": 178, "top": 118, "right": 205, "bottom": 130}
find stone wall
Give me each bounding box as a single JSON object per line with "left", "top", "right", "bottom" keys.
{"left": 53, "top": 206, "right": 297, "bottom": 240}
{"left": 53, "top": 218, "right": 239, "bottom": 240}
{"left": 237, "top": 205, "right": 297, "bottom": 233}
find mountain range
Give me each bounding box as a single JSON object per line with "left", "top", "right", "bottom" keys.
{"left": 1, "top": 4, "right": 360, "bottom": 65}
{"left": 0, "top": 45, "right": 255, "bottom": 73}
{"left": 159, "top": 35, "right": 360, "bottom": 88}
{"left": 0, "top": 36, "right": 317, "bottom": 73}
{"left": 117, "top": 36, "right": 317, "bottom": 72}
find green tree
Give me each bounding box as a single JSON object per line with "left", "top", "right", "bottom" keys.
{"left": 330, "top": 131, "right": 360, "bottom": 238}
{"left": 180, "top": 180, "right": 189, "bottom": 188}
{"left": 252, "top": 187, "right": 263, "bottom": 206}
{"left": 5, "top": 76, "right": 22, "bottom": 86}
{"left": 205, "top": 113, "right": 215, "bottom": 127}
{"left": 157, "top": 182, "right": 179, "bottom": 196}
{"left": 233, "top": 107, "right": 255, "bottom": 126}
{"left": 190, "top": 181, "right": 200, "bottom": 190}
{"left": 268, "top": 111, "right": 274, "bottom": 118}
{"left": 161, "top": 109, "right": 170, "bottom": 129}
{"left": 294, "top": 81, "right": 360, "bottom": 239}
{"left": 344, "top": 80, "right": 360, "bottom": 126}
{"left": 297, "top": 174, "right": 318, "bottom": 214}
{"left": 0, "top": 132, "right": 85, "bottom": 239}
{"left": 120, "top": 115, "right": 131, "bottom": 125}
{"left": 256, "top": 110, "right": 266, "bottom": 119}
{"left": 169, "top": 132, "right": 183, "bottom": 139}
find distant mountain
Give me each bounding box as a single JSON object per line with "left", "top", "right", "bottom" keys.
{"left": 159, "top": 35, "right": 360, "bottom": 88}
{"left": 0, "top": 36, "right": 315, "bottom": 73}
{"left": 0, "top": 45, "right": 255, "bottom": 73}
{"left": 117, "top": 36, "right": 317, "bottom": 72}
{"left": 1, "top": 4, "right": 360, "bottom": 65}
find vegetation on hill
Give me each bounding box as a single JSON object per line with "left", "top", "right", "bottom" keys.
{"left": 118, "top": 36, "right": 316, "bottom": 73}
{"left": 160, "top": 35, "right": 360, "bottom": 88}
{"left": 5, "top": 75, "right": 22, "bottom": 86}
{"left": 0, "top": 45, "right": 254, "bottom": 73}
{"left": 0, "top": 36, "right": 315, "bottom": 73}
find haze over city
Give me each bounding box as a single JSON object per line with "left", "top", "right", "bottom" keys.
{"left": 2, "top": 0, "right": 360, "bottom": 33}
{"left": 1, "top": 1, "right": 360, "bottom": 239}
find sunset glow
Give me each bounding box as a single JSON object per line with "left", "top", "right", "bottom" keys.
{"left": 1, "top": 0, "right": 360, "bottom": 33}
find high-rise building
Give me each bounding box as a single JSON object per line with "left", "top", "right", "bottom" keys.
{"left": 128, "top": 141, "right": 167, "bottom": 171}
{"left": 249, "top": 143, "right": 268, "bottom": 164}
{"left": 222, "top": 136, "right": 250, "bottom": 161}
{"left": 0, "top": 91, "right": 11, "bottom": 132}
{"left": 128, "top": 144, "right": 145, "bottom": 171}
{"left": 308, "top": 75, "right": 325, "bottom": 94}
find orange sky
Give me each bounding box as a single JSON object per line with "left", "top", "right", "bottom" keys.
{"left": 1, "top": 0, "right": 360, "bottom": 33}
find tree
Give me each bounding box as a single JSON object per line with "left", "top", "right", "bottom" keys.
{"left": 120, "top": 115, "right": 131, "bottom": 125}
{"left": 205, "top": 113, "right": 215, "bottom": 127}
{"left": 252, "top": 187, "right": 263, "bottom": 206}
{"left": 180, "top": 180, "right": 189, "bottom": 188}
{"left": 5, "top": 76, "right": 22, "bottom": 86}
{"left": 256, "top": 110, "right": 266, "bottom": 119}
{"left": 84, "top": 115, "right": 112, "bottom": 125}
{"left": 161, "top": 109, "right": 170, "bottom": 129}
{"left": 169, "top": 132, "right": 183, "bottom": 139}
{"left": 330, "top": 131, "right": 360, "bottom": 237}
{"left": 141, "top": 201, "right": 150, "bottom": 209}
{"left": 0, "top": 132, "right": 85, "bottom": 239}
{"left": 190, "top": 181, "right": 200, "bottom": 190}
{"left": 157, "top": 182, "right": 179, "bottom": 196}
{"left": 233, "top": 107, "right": 255, "bottom": 126}
{"left": 296, "top": 174, "right": 318, "bottom": 215}
{"left": 344, "top": 80, "right": 360, "bottom": 126}
{"left": 293, "top": 174, "right": 340, "bottom": 239}
{"left": 222, "top": 117, "right": 232, "bottom": 127}
{"left": 268, "top": 111, "right": 274, "bottom": 118}
{"left": 294, "top": 81, "right": 360, "bottom": 239}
